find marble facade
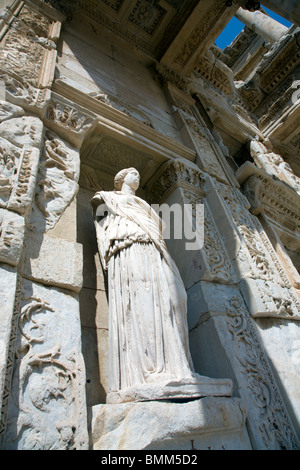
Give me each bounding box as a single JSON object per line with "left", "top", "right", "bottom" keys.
{"left": 0, "top": 0, "right": 299, "bottom": 450}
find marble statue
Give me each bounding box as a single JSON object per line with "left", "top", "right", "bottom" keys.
{"left": 91, "top": 167, "right": 232, "bottom": 404}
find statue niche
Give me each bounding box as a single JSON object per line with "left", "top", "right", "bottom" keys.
{"left": 91, "top": 167, "right": 232, "bottom": 404}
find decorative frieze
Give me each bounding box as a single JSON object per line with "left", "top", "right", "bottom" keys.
{"left": 183, "top": 188, "right": 235, "bottom": 284}
{"left": 0, "top": 140, "right": 41, "bottom": 216}
{"left": 214, "top": 180, "right": 300, "bottom": 321}
{"left": 193, "top": 50, "right": 235, "bottom": 96}
{"left": 216, "top": 181, "right": 284, "bottom": 281}
{"left": 240, "top": 278, "right": 300, "bottom": 321}
{"left": 257, "top": 30, "right": 300, "bottom": 95}
{"left": 163, "top": 83, "right": 238, "bottom": 186}
{"left": 236, "top": 161, "right": 300, "bottom": 251}
{"left": 166, "top": 0, "right": 229, "bottom": 74}
{"left": 188, "top": 281, "right": 299, "bottom": 449}
{"left": 0, "top": 267, "right": 20, "bottom": 443}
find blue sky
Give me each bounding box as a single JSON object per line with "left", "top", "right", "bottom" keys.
{"left": 215, "top": 6, "right": 292, "bottom": 50}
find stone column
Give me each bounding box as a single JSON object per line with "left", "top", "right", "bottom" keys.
{"left": 260, "top": 0, "right": 300, "bottom": 27}
{"left": 235, "top": 7, "right": 288, "bottom": 43}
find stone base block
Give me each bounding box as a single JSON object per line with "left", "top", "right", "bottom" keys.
{"left": 90, "top": 397, "right": 252, "bottom": 450}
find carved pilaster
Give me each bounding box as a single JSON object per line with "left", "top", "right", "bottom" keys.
{"left": 147, "top": 159, "right": 235, "bottom": 288}
{"left": 214, "top": 179, "right": 300, "bottom": 320}
{"left": 188, "top": 282, "right": 299, "bottom": 449}
{"left": 1, "top": 277, "right": 88, "bottom": 449}
{"left": 164, "top": 83, "right": 239, "bottom": 187}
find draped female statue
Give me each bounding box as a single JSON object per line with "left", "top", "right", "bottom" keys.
{"left": 91, "top": 167, "right": 232, "bottom": 404}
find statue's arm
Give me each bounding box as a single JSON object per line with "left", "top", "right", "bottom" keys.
{"left": 91, "top": 192, "right": 104, "bottom": 218}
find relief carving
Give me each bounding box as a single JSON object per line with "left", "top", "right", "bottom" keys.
{"left": 0, "top": 114, "right": 43, "bottom": 215}
{"left": 249, "top": 140, "right": 300, "bottom": 195}
{"left": 0, "top": 5, "right": 57, "bottom": 89}
{"left": 0, "top": 30, "right": 45, "bottom": 87}
{"left": 225, "top": 295, "right": 298, "bottom": 449}
{"left": 182, "top": 188, "right": 234, "bottom": 284}
{"left": 31, "top": 132, "right": 80, "bottom": 231}
{"left": 216, "top": 181, "right": 300, "bottom": 321}
{"left": 45, "top": 95, "right": 95, "bottom": 145}
{"left": 0, "top": 72, "right": 51, "bottom": 116}
{"left": 179, "top": 110, "right": 228, "bottom": 182}
{"left": 147, "top": 159, "right": 206, "bottom": 203}
{"left": 3, "top": 281, "right": 88, "bottom": 449}
{"left": 0, "top": 208, "right": 24, "bottom": 266}
{"left": 173, "top": 0, "right": 226, "bottom": 70}
{"left": 0, "top": 138, "right": 21, "bottom": 206}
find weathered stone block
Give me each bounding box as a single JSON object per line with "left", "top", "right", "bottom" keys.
{"left": 23, "top": 233, "right": 83, "bottom": 293}
{"left": 90, "top": 397, "right": 251, "bottom": 450}
{"left": 0, "top": 208, "right": 25, "bottom": 266}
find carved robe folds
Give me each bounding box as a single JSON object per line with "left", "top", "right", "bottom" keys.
{"left": 92, "top": 189, "right": 232, "bottom": 404}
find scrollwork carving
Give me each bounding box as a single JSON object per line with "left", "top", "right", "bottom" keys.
{"left": 3, "top": 281, "right": 88, "bottom": 450}
{"left": 183, "top": 188, "right": 234, "bottom": 283}
{"left": 225, "top": 295, "right": 298, "bottom": 449}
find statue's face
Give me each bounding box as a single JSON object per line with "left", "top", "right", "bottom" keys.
{"left": 124, "top": 169, "right": 140, "bottom": 191}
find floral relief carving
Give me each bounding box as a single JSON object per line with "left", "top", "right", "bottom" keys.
{"left": 0, "top": 5, "right": 58, "bottom": 89}
{"left": 3, "top": 281, "right": 88, "bottom": 450}
{"left": 225, "top": 295, "right": 298, "bottom": 450}
{"left": 182, "top": 188, "right": 234, "bottom": 283}
{"left": 216, "top": 181, "right": 300, "bottom": 320}
{"left": 31, "top": 132, "right": 80, "bottom": 231}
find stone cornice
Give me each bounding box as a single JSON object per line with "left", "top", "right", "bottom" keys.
{"left": 236, "top": 161, "right": 300, "bottom": 251}
{"left": 52, "top": 79, "right": 196, "bottom": 161}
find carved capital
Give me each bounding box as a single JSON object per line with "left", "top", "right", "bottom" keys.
{"left": 147, "top": 159, "right": 206, "bottom": 203}
{"left": 44, "top": 94, "right": 96, "bottom": 147}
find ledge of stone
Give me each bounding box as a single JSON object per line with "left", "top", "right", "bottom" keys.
{"left": 90, "top": 396, "right": 252, "bottom": 450}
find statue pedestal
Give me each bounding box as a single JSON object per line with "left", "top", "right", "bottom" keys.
{"left": 90, "top": 397, "right": 252, "bottom": 450}
{"left": 106, "top": 375, "right": 233, "bottom": 404}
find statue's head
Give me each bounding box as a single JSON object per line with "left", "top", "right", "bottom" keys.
{"left": 114, "top": 167, "right": 140, "bottom": 191}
